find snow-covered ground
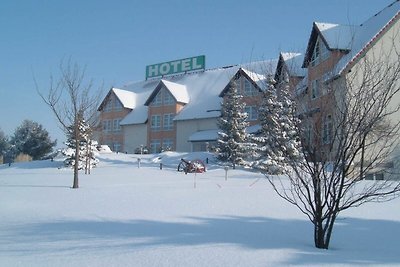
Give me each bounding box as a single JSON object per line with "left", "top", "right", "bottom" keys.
{"left": 1, "top": 151, "right": 399, "bottom": 267}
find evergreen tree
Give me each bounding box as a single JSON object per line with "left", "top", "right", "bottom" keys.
{"left": 10, "top": 120, "right": 56, "bottom": 160}
{"left": 0, "top": 129, "right": 9, "bottom": 157}
{"left": 277, "top": 77, "right": 302, "bottom": 165}
{"left": 63, "top": 113, "right": 98, "bottom": 172}
{"left": 253, "top": 78, "right": 302, "bottom": 174}
{"left": 217, "top": 80, "right": 251, "bottom": 168}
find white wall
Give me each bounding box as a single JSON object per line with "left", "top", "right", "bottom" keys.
{"left": 176, "top": 118, "right": 218, "bottom": 152}
{"left": 122, "top": 124, "right": 147, "bottom": 154}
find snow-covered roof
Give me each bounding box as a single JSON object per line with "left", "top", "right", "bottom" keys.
{"left": 115, "top": 59, "right": 277, "bottom": 125}
{"left": 112, "top": 88, "right": 136, "bottom": 109}
{"left": 159, "top": 80, "right": 189, "bottom": 104}
{"left": 188, "top": 129, "right": 219, "bottom": 142}
{"left": 302, "top": 1, "right": 400, "bottom": 72}
{"left": 315, "top": 22, "right": 356, "bottom": 50}
{"left": 335, "top": 0, "right": 400, "bottom": 75}
{"left": 279, "top": 52, "right": 306, "bottom": 77}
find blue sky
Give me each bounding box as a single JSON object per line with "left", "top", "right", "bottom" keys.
{"left": 0, "top": 0, "right": 394, "bottom": 145}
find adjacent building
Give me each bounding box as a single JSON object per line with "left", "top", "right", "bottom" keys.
{"left": 294, "top": 0, "right": 400, "bottom": 178}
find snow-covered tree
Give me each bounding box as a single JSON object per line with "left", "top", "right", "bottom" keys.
{"left": 63, "top": 113, "right": 98, "bottom": 172}
{"left": 253, "top": 78, "right": 302, "bottom": 174}
{"left": 0, "top": 129, "right": 9, "bottom": 157}
{"left": 9, "top": 120, "right": 56, "bottom": 160}
{"left": 217, "top": 80, "right": 251, "bottom": 168}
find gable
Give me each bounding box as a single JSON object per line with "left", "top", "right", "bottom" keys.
{"left": 219, "top": 68, "right": 265, "bottom": 97}
{"left": 98, "top": 88, "right": 135, "bottom": 111}
{"left": 144, "top": 80, "right": 189, "bottom": 106}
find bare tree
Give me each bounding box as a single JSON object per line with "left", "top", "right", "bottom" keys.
{"left": 37, "top": 59, "right": 101, "bottom": 188}
{"left": 264, "top": 32, "right": 400, "bottom": 249}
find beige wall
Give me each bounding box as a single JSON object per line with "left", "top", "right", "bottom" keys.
{"left": 123, "top": 124, "right": 148, "bottom": 154}
{"left": 346, "top": 19, "right": 400, "bottom": 176}
{"left": 176, "top": 118, "right": 218, "bottom": 152}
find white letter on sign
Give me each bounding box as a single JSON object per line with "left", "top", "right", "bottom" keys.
{"left": 181, "top": 58, "right": 191, "bottom": 71}
{"left": 147, "top": 65, "right": 158, "bottom": 77}
{"left": 192, "top": 57, "right": 202, "bottom": 69}
{"left": 170, "top": 61, "right": 180, "bottom": 73}
{"left": 159, "top": 63, "right": 171, "bottom": 75}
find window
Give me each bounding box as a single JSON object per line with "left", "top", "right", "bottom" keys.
{"left": 311, "top": 37, "right": 331, "bottom": 66}
{"left": 243, "top": 79, "right": 258, "bottom": 96}
{"left": 104, "top": 99, "right": 112, "bottom": 112}
{"left": 311, "top": 79, "right": 320, "bottom": 99}
{"left": 151, "top": 115, "right": 161, "bottom": 131}
{"left": 113, "top": 143, "right": 121, "bottom": 153}
{"left": 322, "top": 115, "right": 333, "bottom": 144}
{"left": 233, "top": 78, "right": 241, "bottom": 90}
{"left": 244, "top": 106, "right": 258, "bottom": 121}
{"left": 163, "top": 89, "right": 175, "bottom": 105}
{"left": 152, "top": 92, "right": 162, "bottom": 106}
{"left": 306, "top": 124, "right": 314, "bottom": 147}
{"left": 113, "top": 119, "right": 121, "bottom": 132}
{"left": 163, "top": 113, "right": 174, "bottom": 130}
{"left": 162, "top": 138, "right": 174, "bottom": 151}
{"left": 103, "top": 120, "right": 113, "bottom": 132}
{"left": 150, "top": 139, "right": 161, "bottom": 154}
{"left": 114, "top": 98, "right": 123, "bottom": 111}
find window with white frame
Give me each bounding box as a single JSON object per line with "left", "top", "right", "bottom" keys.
{"left": 151, "top": 114, "right": 161, "bottom": 131}
{"left": 152, "top": 92, "right": 162, "bottom": 106}
{"left": 244, "top": 106, "right": 258, "bottom": 121}
{"left": 150, "top": 139, "right": 161, "bottom": 154}
{"left": 103, "top": 120, "right": 113, "bottom": 132}
{"left": 305, "top": 123, "right": 314, "bottom": 147}
{"left": 163, "top": 89, "right": 175, "bottom": 105}
{"left": 243, "top": 79, "right": 258, "bottom": 96}
{"left": 114, "top": 98, "right": 123, "bottom": 111}
{"left": 104, "top": 99, "right": 112, "bottom": 112}
{"left": 113, "top": 119, "right": 121, "bottom": 132}
{"left": 311, "top": 79, "right": 321, "bottom": 99}
{"left": 230, "top": 78, "right": 241, "bottom": 92}
{"left": 113, "top": 143, "right": 121, "bottom": 153}
{"left": 311, "top": 37, "right": 331, "bottom": 66}
{"left": 322, "top": 115, "right": 333, "bottom": 144}
{"left": 162, "top": 138, "right": 174, "bottom": 151}
{"left": 102, "top": 120, "right": 108, "bottom": 131}
{"left": 163, "top": 113, "right": 174, "bottom": 130}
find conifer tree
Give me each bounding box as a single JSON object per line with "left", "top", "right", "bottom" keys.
{"left": 63, "top": 112, "right": 98, "bottom": 172}
{"left": 217, "top": 80, "right": 251, "bottom": 168}
{"left": 253, "top": 78, "right": 302, "bottom": 174}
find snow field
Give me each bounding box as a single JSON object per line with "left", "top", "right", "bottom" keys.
{"left": 0, "top": 152, "right": 399, "bottom": 266}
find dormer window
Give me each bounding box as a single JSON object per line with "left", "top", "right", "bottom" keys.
{"left": 151, "top": 87, "right": 175, "bottom": 106}
{"left": 163, "top": 90, "right": 175, "bottom": 105}
{"left": 243, "top": 79, "right": 258, "bottom": 96}
{"left": 311, "top": 37, "right": 330, "bottom": 66}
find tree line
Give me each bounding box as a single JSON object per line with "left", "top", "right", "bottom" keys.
{"left": 0, "top": 120, "right": 56, "bottom": 163}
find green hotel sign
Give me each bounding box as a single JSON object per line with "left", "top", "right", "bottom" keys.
{"left": 146, "top": 55, "right": 205, "bottom": 79}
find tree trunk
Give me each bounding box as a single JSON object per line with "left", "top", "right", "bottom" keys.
{"left": 72, "top": 134, "right": 79, "bottom": 189}
{"left": 314, "top": 213, "right": 337, "bottom": 249}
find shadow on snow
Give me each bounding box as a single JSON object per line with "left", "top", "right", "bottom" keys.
{"left": 1, "top": 216, "right": 399, "bottom": 265}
